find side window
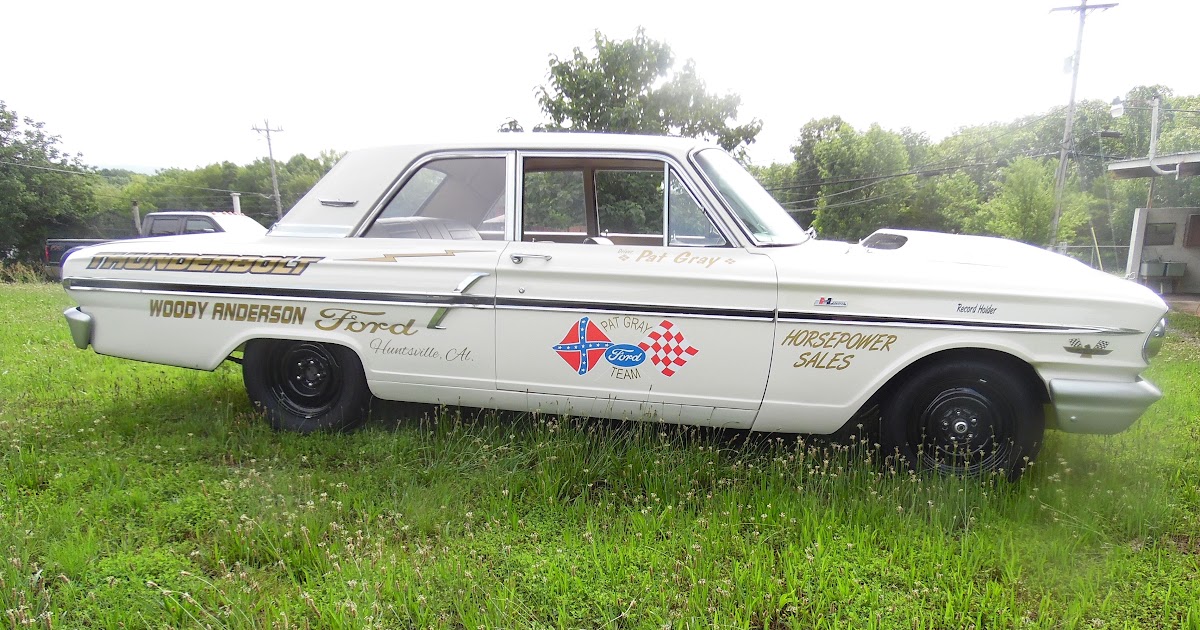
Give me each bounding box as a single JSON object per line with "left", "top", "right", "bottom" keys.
{"left": 523, "top": 171, "right": 586, "bottom": 236}
{"left": 521, "top": 157, "right": 726, "bottom": 247}
{"left": 146, "top": 217, "right": 180, "bottom": 237}
{"left": 364, "top": 157, "right": 505, "bottom": 240}
{"left": 595, "top": 170, "right": 663, "bottom": 237}
{"left": 668, "top": 169, "right": 726, "bottom": 247}
{"left": 183, "top": 218, "right": 218, "bottom": 234}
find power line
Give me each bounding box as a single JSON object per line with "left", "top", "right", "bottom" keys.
{"left": 762, "top": 110, "right": 1061, "bottom": 195}
{"left": 775, "top": 149, "right": 1060, "bottom": 209}
{"left": 784, "top": 186, "right": 916, "bottom": 214}
{"left": 0, "top": 160, "right": 97, "bottom": 177}
{"left": 0, "top": 160, "right": 273, "bottom": 198}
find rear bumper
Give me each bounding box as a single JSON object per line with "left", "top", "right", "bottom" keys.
{"left": 1049, "top": 378, "right": 1162, "bottom": 434}
{"left": 63, "top": 307, "right": 93, "bottom": 349}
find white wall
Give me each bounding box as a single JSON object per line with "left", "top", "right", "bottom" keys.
{"left": 1130, "top": 207, "right": 1200, "bottom": 294}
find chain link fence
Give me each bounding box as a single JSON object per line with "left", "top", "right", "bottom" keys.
{"left": 1056, "top": 245, "right": 1132, "bottom": 276}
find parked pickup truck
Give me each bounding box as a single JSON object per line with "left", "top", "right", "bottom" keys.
{"left": 45, "top": 211, "right": 267, "bottom": 278}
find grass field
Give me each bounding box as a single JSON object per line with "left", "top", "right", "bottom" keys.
{"left": 1, "top": 281, "right": 1198, "bottom": 629}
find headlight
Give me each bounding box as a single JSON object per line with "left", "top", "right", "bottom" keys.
{"left": 1143, "top": 317, "right": 1167, "bottom": 362}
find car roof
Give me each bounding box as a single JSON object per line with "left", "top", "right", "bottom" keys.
{"left": 272, "top": 133, "right": 722, "bottom": 238}
{"left": 352, "top": 132, "right": 713, "bottom": 154}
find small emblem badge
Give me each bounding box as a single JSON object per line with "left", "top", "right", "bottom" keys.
{"left": 814, "top": 297, "right": 848, "bottom": 307}
{"left": 1064, "top": 339, "right": 1111, "bottom": 358}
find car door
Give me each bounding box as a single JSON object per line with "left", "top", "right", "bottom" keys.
{"left": 347, "top": 152, "right": 511, "bottom": 404}
{"left": 495, "top": 152, "right": 776, "bottom": 427}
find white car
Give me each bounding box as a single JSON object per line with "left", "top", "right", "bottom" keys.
{"left": 61, "top": 134, "right": 1168, "bottom": 478}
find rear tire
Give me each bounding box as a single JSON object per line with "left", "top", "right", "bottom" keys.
{"left": 881, "top": 359, "right": 1043, "bottom": 480}
{"left": 243, "top": 339, "right": 371, "bottom": 433}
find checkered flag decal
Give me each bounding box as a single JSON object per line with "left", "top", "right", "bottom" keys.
{"left": 638, "top": 320, "right": 699, "bottom": 377}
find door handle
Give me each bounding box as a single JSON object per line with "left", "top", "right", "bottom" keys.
{"left": 510, "top": 253, "right": 552, "bottom": 264}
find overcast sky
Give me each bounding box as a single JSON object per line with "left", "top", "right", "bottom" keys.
{"left": 7, "top": 0, "right": 1198, "bottom": 172}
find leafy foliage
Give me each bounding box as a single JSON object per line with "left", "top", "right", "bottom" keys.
{"left": 980, "top": 157, "right": 1086, "bottom": 243}
{"left": 0, "top": 102, "right": 101, "bottom": 263}
{"left": 114, "top": 151, "right": 343, "bottom": 228}
{"left": 536, "top": 28, "right": 762, "bottom": 156}
{"left": 768, "top": 86, "right": 1200, "bottom": 247}
{"left": 808, "top": 123, "right": 916, "bottom": 240}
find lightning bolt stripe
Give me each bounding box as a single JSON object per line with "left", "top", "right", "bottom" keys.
{"left": 349, "top": 250, "right": 492, "bottom": 262}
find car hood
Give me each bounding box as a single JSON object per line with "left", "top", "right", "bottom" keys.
{"left": 762, "top": 229, "right": 1167, "bottom": 328}
{"left": 855, "top": 228, "right": 1092, "bottom": 272}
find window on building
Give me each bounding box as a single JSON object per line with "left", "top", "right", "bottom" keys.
{"left": 1185, "top": 214, "right": 1200, "bottom": 248}
{"left": 1144, "top": 222, "right": 1177, "bottom": 246}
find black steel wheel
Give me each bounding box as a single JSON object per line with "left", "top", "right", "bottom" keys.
{"left": 243, "top": 339, "right": 371, "bottom": 433}
{"left": 881, "top": 359, "right": 1043, "bottom": 480}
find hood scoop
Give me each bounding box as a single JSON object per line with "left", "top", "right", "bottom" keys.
{"left": 861, "top": 232, "right": 908, "bottom": 250}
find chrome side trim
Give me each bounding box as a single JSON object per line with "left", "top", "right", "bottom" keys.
{"left": 63, "top": 307, "right": 93, "bottom": 349}
{"left": 1049, "top": 378, "right": 1161, "bottom": 434}
{"left": 777, "top": 311, "right": 1134, "bottom": 334}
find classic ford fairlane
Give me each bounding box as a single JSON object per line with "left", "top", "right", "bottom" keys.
{"left": 60, "top": 134, "right": 1168, "bottom": 478}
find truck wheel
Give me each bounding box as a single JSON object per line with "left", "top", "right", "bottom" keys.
{"left": 243, "top": 339, "right": 371, "bottom": 433}
{"left": 881, "top": 359, "right": 1043, "bottom": 480}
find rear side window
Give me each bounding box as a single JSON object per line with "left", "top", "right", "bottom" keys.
{"left": 146, "top": 217, "right": 180, "bottom": 236}
{"left": 364, "top": 157, "right": 506, "bottom": 240}
{"left": 183, "top": 218, "right": 218, "bottom": 234}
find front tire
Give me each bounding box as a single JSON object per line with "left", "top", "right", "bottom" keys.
{"left": 881, "top": 359, "right": 1043, "bottom": 480}
{"left": 243, "top": 339, "right": 371, "bottom": 433}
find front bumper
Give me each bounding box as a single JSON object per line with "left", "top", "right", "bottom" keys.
{"left": 1049, "top": 378, "right": 1162, "bottom": 434}
{"left": 63, "top": 307, "right": 93, "bottom": 349}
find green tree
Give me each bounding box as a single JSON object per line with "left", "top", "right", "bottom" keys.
{"left": 978, "top": 157, "right": 1087, "bottom": 245}
{"left": 0, "top": 102, "right": 101, "bottom": 264}
{"left": 111, "top": 151, "right": 343, "bottom": 228}
{"left": 536, "top": 28, "right": 762, "bottom": 156}
{"left": 807, "top": 122, "right": 915, "bottom": 241}
{"left": 912, "top": 171, "right": 982, "bottom": 234}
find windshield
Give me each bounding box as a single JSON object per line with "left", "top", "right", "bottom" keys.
{"left": 694, "top": 148, "right": 809, "bottom": 245}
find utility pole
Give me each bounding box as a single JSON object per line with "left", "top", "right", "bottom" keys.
{"left": 1048, "top": 0, "right": 1117, "bottom": 246}
{"left": 252, "top": 119, "right": 285, "bottom": 218}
